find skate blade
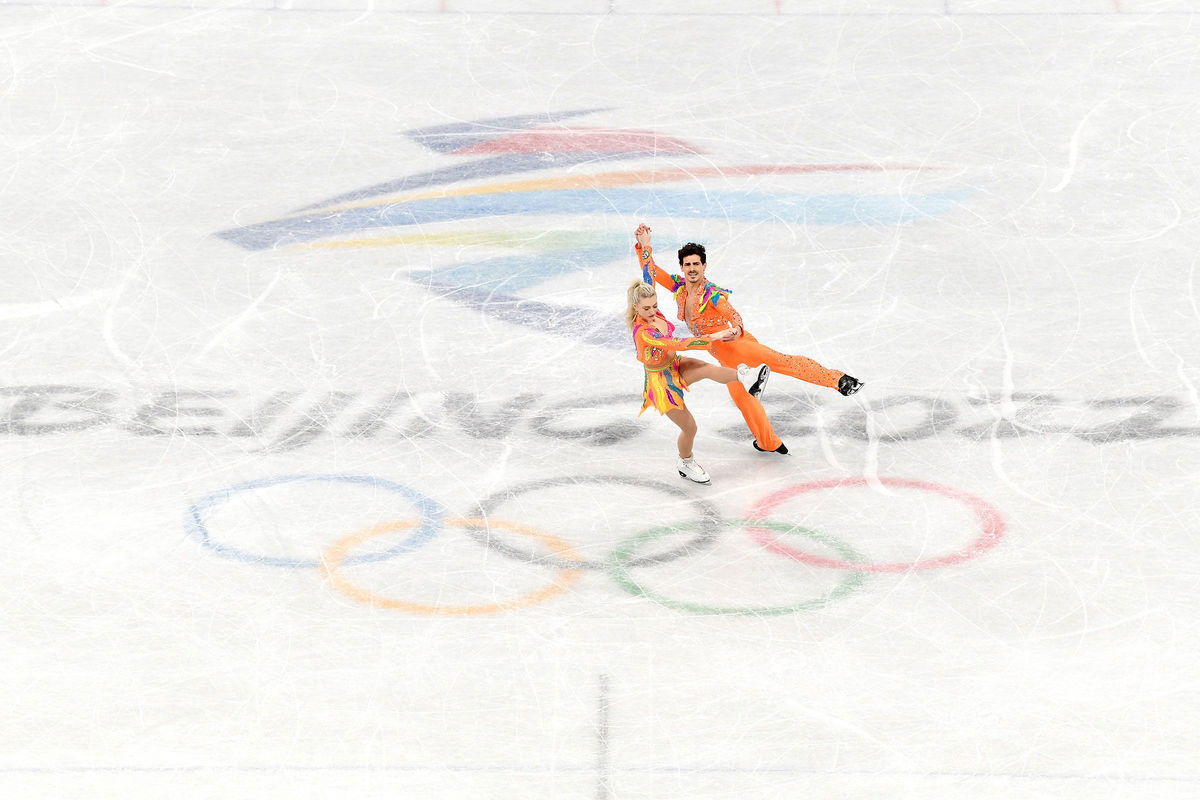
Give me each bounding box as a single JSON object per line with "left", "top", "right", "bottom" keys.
{"left": 752, "top": 366, "right": 771, "bottom": 398}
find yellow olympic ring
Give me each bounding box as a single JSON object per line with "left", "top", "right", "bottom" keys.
{"left": 319, "top": 517, "right": 585, "bottom": 616}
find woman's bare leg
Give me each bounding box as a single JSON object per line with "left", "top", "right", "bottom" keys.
{"left": 677, "top": 357, "right": 738, "bottom": 386}
{"left": 665, "top": 407, "right": 698, "bottom": 459}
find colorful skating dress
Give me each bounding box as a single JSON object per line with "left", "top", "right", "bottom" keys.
{"left": 632, "top": 312, "right": 716, "bottom": 416}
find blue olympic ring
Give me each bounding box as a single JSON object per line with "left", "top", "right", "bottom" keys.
{"left": 184, "top": 473, "right": 445, "bottom": 568}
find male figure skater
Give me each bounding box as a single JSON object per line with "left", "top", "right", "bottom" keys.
{"left": 635, "top": 223, "right": 862, "bottom": 454}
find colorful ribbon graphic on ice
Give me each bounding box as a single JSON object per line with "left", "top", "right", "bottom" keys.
{"left": 216, "top": 109, "right": 973, "bottom": 347}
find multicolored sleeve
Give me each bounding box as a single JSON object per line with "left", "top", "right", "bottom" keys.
{"left": 635, "top": 243, "right": 684, "bottom": 294}
{"left": 637, "top": 325, "right": 714, "bottom": 353}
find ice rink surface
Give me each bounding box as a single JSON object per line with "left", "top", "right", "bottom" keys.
{"left": 3, "top": 0, "right": 1200, "bottom": 797}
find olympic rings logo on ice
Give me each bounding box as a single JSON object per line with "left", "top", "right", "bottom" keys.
{"left": 184, "top": 474, "right": 1006, "bottom": 617}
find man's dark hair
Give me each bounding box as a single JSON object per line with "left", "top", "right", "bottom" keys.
{"left": 678, "top": 242, "right": 707, "bottom": 265}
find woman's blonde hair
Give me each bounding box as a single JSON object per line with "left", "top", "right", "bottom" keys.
{"left": 625, "top": 280, "right": 657, "bottom": 329}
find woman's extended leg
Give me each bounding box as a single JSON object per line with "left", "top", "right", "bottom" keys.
{"left": 679, "top": 357, "right": 770, "bottom": 399}
{"left": 677, "top": 357, "right": 738, "bottom": 386}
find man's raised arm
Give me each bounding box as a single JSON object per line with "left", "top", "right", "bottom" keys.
{"left": 634, "top": 224, "right": 683, "bottom": 293}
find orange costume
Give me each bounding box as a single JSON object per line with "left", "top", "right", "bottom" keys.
{"left": 637, "top": 242, "right": 844, "bottom": 450}
{"left": 631, "top": 312, "right": 717, "bottom": 415}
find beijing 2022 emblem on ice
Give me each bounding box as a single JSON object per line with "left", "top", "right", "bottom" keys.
{"left": 215, "top": 109, "right": 972, "bottom": 348}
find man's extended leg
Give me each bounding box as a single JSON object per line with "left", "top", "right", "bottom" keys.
{"left": 714, "top": 332, "right": 844, "bottom": 390}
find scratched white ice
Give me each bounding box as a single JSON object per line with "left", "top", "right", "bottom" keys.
{"left": 2, "top": 1, "right": 1199, "bottom": 798}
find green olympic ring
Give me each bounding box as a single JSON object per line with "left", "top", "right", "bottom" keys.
{"left": 607, "top": 519, "right": 868, "bottom": 616}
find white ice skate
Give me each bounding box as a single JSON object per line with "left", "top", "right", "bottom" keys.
{"left": 738, "top": 363, "right": 771, "bottom": 399}
{"left": 677, "top": 457, "right": 711, "bottom": 485}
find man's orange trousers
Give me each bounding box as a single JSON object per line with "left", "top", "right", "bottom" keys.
{"left": 710, "top": 331, "right": 843, "bottom": 451}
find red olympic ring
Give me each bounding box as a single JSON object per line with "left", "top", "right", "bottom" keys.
{"left": 746, "top": 477, "right": 1005, "bottom": 573}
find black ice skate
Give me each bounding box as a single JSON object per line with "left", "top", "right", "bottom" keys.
{"left": 752, "top": 440, "right": 789, "bottom": 455}
{"left": 837, "top": 374, "right": 863, "bottom": 396}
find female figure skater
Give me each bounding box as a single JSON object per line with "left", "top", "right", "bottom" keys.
{"left": 627, "top": 280, "right": 769, "bottom": 485}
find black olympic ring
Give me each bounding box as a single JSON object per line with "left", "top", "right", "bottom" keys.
{"left": 467, "top": 474, "right": 723, "bottom": 570}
